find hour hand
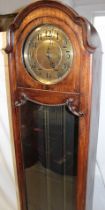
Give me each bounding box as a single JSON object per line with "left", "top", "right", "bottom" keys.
{"left": 46, "top": 47, "right": 55, "bottom": 69}
{"left": 46, "top": 47, "right": 51, "bottom": 58}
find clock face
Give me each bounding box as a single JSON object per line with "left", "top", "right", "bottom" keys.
{"left": 23, "top": 24, "right": 73, "bottom": 85}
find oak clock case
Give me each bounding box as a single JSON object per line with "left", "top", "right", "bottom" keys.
{"left": 5, "top": 1, "right": 101, "bottom": 210}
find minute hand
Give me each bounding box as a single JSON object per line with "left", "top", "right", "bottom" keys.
{"left": 46, "top": 49, "right": 55, "bottom": 69}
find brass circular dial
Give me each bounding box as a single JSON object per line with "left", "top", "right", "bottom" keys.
{"left": 23, "top": 24, "right": 73, "bottom": 85}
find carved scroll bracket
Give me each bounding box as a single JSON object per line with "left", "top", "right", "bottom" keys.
{"left": 15, "top": 95, "right": 27, "bottom": 107}
{"left": 15, "top": 93, "right": 86, "bottom": 117}
{"left": 66, "top": 98, "right": 85, "bottom": 117}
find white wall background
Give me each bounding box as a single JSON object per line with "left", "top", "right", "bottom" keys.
{"left": 75, "top": 3, "right": 105, "bottom": 21}
{"left": 0, "top": 0, "right": 34, "bottom": 14}
{"left": 93, "top": 15, "right": 105, "bottom": 210}
{"left": 75, "top": 1, "right": 105, "bottom": 210}
{"left": 75, "top": 0, "right": 105, "bottom": 183}
{"left": 74, "top": 0, "right": 105, "bottom": 6}
{"left": 0, "top": 33, "right": 19, "bottom": 210}
{"left": 94, "top": 13, "right": 105, "bottom": 182}
{"left": 0, "top": 0, "right": 74, "bottom": 14}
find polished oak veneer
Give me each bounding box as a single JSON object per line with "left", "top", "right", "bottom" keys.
{"left": 5, "top": 1, "right": 101, "bottom": 210}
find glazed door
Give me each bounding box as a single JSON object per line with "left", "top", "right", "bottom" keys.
{"left": 19, "top": 99, "right": 79, "bottom": 210}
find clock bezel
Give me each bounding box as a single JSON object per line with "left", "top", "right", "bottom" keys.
{"left": 22, "top": 23, "right": 74, "bottom": 85}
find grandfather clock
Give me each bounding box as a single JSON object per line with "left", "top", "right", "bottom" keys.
{"left": 5, "top": 1, "right": 101, "bottom": 210}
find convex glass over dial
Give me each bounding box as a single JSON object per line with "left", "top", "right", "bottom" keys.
{"left": 23, "top": 24, "right": 73, "bottom": 85}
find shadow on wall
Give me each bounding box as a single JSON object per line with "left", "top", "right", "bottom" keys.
{"left": 0, "top": 32, "right": 19, "bottom": 210}
{"left": 0, "top": 111, "right": 18, "bottom": 210}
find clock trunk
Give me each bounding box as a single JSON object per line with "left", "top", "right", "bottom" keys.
{"left": 20, "top": 101, "right": 79, "bottom": 210}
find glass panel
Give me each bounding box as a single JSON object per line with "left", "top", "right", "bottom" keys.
{"left": 20, "top": 101, "right": 79, "bottom": 210}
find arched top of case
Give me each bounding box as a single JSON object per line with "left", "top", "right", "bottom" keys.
{"left": 5, "top": 0, "right": 100, "bottom": 54}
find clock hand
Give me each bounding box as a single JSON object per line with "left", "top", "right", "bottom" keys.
{"left": 47, "top": 54, "right": 55, "bottom": 69}
{"left": 46, "top": 47, "right": 53, "bottom": 66}
{"left": 46, "top": 47, "right": 60, "bottom": 69}
{"left": 46, "top": 46, "right": 51, "bottom": 57}
{"left": 46, "top": 46, "right": 58, "bottom": 69}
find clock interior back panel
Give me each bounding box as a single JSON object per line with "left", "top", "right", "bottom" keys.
{"left": 20, "top": 100, "right": 79, "bottom": 210}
